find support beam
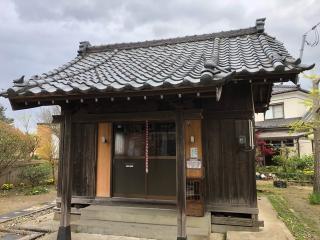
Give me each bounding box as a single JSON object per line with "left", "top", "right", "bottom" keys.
{"left": 175, "top": 110, "right": 187, "bottom": 240}
{"left": 57, "top": 110, "right": 73, "bottom": 240}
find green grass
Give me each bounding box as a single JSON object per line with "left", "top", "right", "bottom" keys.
{"left": 309, "top": 192, "right": 320, "bottom": 205}
{"left": 257, "top": 182, "right": 317, "bottom": 240}
{"left": 267, "top": 194, "right": 313, "bottom": 240}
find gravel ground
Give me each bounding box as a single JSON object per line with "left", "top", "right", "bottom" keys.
{"left": 0, "top": 209, "right": 54, "bottom": 230}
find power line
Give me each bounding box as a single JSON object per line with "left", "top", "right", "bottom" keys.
{"left": 306, "top": 22, "right": 320, "bottom": 47}
{"left": 299, "top": 21, "right": 320, "bottom": 60}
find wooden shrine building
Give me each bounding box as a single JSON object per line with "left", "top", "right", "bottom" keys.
{"left": 1, "top": 18, "right": 314, "bottom": 239}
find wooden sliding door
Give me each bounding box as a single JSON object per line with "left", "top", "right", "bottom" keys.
{"left": 112, "top": 121, "right": 176, "bottom": 199}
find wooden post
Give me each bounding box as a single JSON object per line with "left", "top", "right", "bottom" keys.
{"left": 176, "top": 110, "right": 187, "bottom": 240}
{"left": 57, "top": 110, "right": 73, "bottom": 240}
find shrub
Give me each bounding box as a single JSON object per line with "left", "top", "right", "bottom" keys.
{"left": 272, "top": 153, "right": 313, "bottom": 171}
{"left": 295, "top": 155, "right": 314, "bottom": 170}
{"left": 0, "top": 121, "right": 38, "bottom": 174}
{"left": 271, "top": 155, "right": 283, "bottom": 166}
{"left": 265, "top": 153, "right": 314, "bottom": 183}
{"left": 256, "top": 165, "right": 279, "bottom": 174}
{"left": 19, "top": 163, "right": 51, "bottom": 187}
{"left": 1, "top": 183, "right": 14, "bottom": 190}
{"left": 309, "top": 192, "right": 320, "bottom": 205}
{"left": 24, "top": 186, "right": 49, "bottom": 195}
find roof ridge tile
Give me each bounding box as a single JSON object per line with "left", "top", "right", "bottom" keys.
{"left": 85, "top": 27, "right": 259, "bottom": 53}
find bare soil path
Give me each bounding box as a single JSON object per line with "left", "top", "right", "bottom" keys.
{"left": 0, "top": 186, "right": 56, "bottom": 215}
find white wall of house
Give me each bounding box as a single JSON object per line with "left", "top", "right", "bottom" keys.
{"left": 255, "top": 90, "right": 309, "bottom": 121}
{"left": 299, "top": 138, "right": 313, "bottom": 156}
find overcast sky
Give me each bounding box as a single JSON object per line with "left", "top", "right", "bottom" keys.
{"left": 0, "top": 0, "right": 319, "bottom": 131}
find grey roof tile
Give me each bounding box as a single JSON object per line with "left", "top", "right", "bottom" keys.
{"left": 256, "top": 117, "right": 302, "bottom": 129}
{"left": 271, "top": 84, "right": 309, "bottom": 95}
{"left": 1, "top": 19, "right": 314, "bottom": 98}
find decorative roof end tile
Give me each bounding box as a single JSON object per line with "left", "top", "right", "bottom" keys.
{"left": 201, "top": 60, "right": 234, "bottom": 83}
{"left": 256, "top": 18, "right": 266, "bottom": 33}
{"left": 13, "top": 75, "right": 25, "bottom": 85}
{"left": 78, "top": 41, "right": 91, "bottom": 56}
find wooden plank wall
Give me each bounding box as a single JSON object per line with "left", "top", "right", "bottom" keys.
{"left": 202, "top": 83, "right": 257, "bottom": 212}
{"left": 55, "top": 82, "right": 258, "bottom": 213}
{"left": 204, "top": 117, "right": 257, "bottom": 210}
{"left": 71, "top": 123, "right": 97, "bottom": 197}
{"left": 96, "top": 123, "right": 112, "bottom": 197}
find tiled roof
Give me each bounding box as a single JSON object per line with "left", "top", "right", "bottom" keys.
{"left": 255, "top": 117, "right": 301, "bottom": 129}
{"left": 272, "top": 84, "right": 309, "bottom": 95}
{"left": 257, "top": 130, "right": 307, "bottom": 140}
{"left": 1, "top": 18, "right": 314, "bottom": 99}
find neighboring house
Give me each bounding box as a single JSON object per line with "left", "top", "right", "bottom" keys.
{"left": 1, "top": 18, "right": 314, "bottom": 239}
{"left": 255, "top": 84, "right": 313, "bottom": 164}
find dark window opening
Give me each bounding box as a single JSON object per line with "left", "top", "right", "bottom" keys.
{"left": 114, "top": 122, "right": 176, "bottom": 158}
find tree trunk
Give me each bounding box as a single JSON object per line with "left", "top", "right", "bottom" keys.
{"left": 314, "top": 129, "right": 320, "bottom": 193}
{"left": 312, "top": 80, "right": 320, "bottom": 194}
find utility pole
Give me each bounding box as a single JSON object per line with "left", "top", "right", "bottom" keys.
{"left": 299, "top": 34, "right": 307, "bottom": 60}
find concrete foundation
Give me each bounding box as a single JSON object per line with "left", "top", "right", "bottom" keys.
{"left": 71, "top": 205, "right": 211, "bottom": 240}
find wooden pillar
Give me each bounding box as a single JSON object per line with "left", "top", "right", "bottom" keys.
{"left": 176, "top": 110, "right": 187, "bottom": 240}
{"left": 57, "top": 110, "right": 73, "bottom": 240}
{"left": 96, "top": 123, "right": 112, "bottom": 197}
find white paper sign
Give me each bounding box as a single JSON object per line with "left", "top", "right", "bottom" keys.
{"left": 187, "top": 160, "right": 202, "bottom": 169}
{"left": 190, "top": 147, "right": 198, "bottom": 159}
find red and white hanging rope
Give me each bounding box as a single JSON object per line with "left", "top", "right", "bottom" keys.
{"left": 145, "top": 120, "right": 149, "bottom": 174}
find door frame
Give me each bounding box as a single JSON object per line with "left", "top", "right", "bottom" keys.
{"left": 94, "top": 109, "right": 203, "bottom": 203}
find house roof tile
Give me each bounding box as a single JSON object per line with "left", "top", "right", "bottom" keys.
{"left": 272, "top": 84, "right": 309, "bottom": 95}
{"left": 255, "top": 117, "right": 301, "bottom": 129}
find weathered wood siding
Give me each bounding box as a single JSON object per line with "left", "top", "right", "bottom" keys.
{"left": 71, "top": 123, "right": 97, "bottom": 197}
{"left": 202, "top": 84, "right": 257, "bottom": 210}
{"left": 203, "top": 118, "right": 256, "bottom": 209}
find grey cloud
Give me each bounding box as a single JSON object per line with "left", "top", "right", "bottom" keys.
{"left": 11, "top": 0, "right": 123, "bottom": 22}
{"left": 12, "top": 0, "right": 248, "bottom": 32}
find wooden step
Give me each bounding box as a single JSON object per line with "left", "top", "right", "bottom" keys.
{"left": 80, "top": 205, "right": 210, "bottom": 229}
